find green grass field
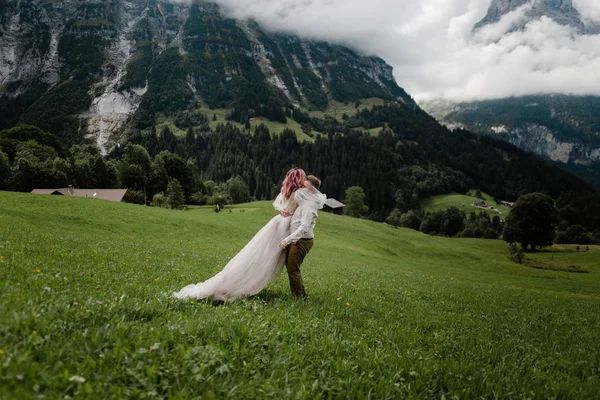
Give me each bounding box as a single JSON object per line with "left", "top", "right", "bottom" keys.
{"left": 1, "top": 191, "right": 599, "bottom": 398}
{"left": 421, "top": 191, "right": 512, "bottom": 218}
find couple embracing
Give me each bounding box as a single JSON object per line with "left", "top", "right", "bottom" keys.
{"left": 174, "top": 169, "right": 326, "bottom": 301}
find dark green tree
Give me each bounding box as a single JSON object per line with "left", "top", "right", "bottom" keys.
{"left": 441, "top": 207, "right": 465, "bottom": 237}
{"left": 503, "top": 193, "right": 558, "bottom": 251}
{"left": 92, "top": 157, "right": 118, "bottom": 189}
{"left": 73, "top": 158, "right": 94, "bottom": 188}
{"left": 0, "top": 149, "right": 10, "bottom": 190}
{"left": 227, "top": 176, "right": 250, "bottom": 204}
{"left": 564, "top": 225, "right": 591, "bottom": 244}
{"left": 124, "top": 144, "right": 152, "bottom": 172}
{"left": 156, "top": 151, "right": 196, "bottom": 198}
{"left": 167, "top": 178, "right": 185, "bottom": 210}
{"left": 344, "top": 186, "right": 369, "bottom": 218}
{"left": 121, "top": 164, "right": 147, "bottom": 191}
{"left": 10, "top": 151, "right": 48, "bottom": 192}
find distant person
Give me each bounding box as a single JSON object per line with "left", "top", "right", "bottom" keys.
{"left": 174, "top": 168, "right": 324, "bottom": 301}
{"left": 279, "top": 175, "right": 325, "bottom": 297}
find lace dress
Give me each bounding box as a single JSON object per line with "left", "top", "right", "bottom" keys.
{"left": 173, "top": 193, "right": 298, "bottom": 301}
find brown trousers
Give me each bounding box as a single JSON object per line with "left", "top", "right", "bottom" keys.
{"left": 285, "top": 238, "right": 314, "bottom": 297}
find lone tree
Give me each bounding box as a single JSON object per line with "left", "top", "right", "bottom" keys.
{"left": 344, "top": 186, "right": 369, "bottom": 218}
{"left": 167, "top": 178, "right": 185, "bottom": 210}
{"left": 503, "top": 192, "right": 558, "bottom": 251}
{"left": 227, "top": 176, "right": 250, "bottom": 204}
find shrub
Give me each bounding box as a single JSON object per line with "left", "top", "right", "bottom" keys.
{"left": 189, "top": 191, "right": 207, "bottom": 205}
{"left": 484, "top": 228, "right": 500, "bottom": 240}
{"left": 460, "top": 228, "right": 475, "bottom": 238}
{"left": 128, "top": 190, "right": 145, "bottom": 205}
{"left": 153, "top": 192, "right": 167, "bottom": 208}
{"left": 385, "top": 208, "right": 402, "bottom": 227}
{"left": 555, "top": 231, "right": 569, "bottom": 244}
{"left": 208, "top": 193, "right": 229, "bottom": 208}
{"left": 400, "top": 211, "right": 422, "bottom": 231}
{"left": 508, "top": 243, "right": 525, "bottom": 264}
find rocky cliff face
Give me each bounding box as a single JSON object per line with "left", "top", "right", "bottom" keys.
{"left": 0, "top": 0, "right": 411, "bottom": 152}
{"left": 506, "top": 124, "right": 599, "bottom": 165}
{"left": 425, "top": 96, "right": 600, "bottom": 165}
{"left": 474, "top": 0, "right": 599, "bottom": 34}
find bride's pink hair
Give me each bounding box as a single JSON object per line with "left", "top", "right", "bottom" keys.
{"left": 280, "top": 168, "right": 306, "bottom": 198}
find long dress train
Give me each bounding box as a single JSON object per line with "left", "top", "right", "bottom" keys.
{"left": 173, "top": 194, "right": 297, "bottom": 301}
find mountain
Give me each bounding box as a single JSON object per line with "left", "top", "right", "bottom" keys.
{"left": 473, "top": 0, "right": 600, "bottom": 34}
{"left": 424, "top": 0, "right": 600, "bottom": 188}
{"left": 0, "top": 0, "right": 411, "bottom": 152}
{"left": 2, "top": 0, "right": 599, "bottom": 231}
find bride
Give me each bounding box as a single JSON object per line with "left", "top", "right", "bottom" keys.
{"left": 173, "top": 168, "right": 307, "bottom": 301}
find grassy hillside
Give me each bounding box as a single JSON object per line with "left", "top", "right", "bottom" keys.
{"left": 159, "top": 97, "right": 389, "bottom": 141}
{"left": 307, "top": 97, "right": 385, "bottom": 120}
{"left": 421, "top": 191, "right": 512, "bottom": 217}
{"left": 1, "top": 191, "right": 599, "bottom": 398}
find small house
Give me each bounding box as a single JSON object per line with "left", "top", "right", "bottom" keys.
{"left": 323, "top": 198, "right": 345, "bottom": 215}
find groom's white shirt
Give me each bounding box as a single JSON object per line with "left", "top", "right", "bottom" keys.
{"left": 284, "top": 195, "right": 319, "bottom": 245}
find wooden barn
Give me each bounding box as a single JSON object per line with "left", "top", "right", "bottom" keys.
{"left": 323, "top": 198, "right": 345, "bottom": 215}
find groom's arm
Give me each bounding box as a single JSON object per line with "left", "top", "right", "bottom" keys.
{"left": 283, "top": 208, "right": 316, "bottom": 245}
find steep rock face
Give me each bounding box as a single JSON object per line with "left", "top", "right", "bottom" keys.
{"left": 509, "top": 124, "right": 596, "bottom": 164}
{"left": 423, "top": 97, "right": 600, "bottom": 190}
{"left": 474, "top": 0, "right": 599, "bottom": 34}
{"left": 425, "top": 95, "right": 600, "bottom": 166}
{"left": 0, "top": 0, "right": 411, "bottom": 153}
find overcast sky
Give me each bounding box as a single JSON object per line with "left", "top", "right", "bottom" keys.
{"left": 201, "top": 0, "right": 600, "bottom": 104}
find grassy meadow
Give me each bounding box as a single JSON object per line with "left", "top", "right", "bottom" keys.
{"left": 1, "top": 191, "right": 599, "bottom": 398}
{"left": 421, "top": 191, "right": 512, "bottom": 218}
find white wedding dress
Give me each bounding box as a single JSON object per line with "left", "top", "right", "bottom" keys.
{"left": 173, "top": 192, "right": 299, "bottom": 301}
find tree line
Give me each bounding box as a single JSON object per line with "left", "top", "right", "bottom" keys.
{"left": 2, "top": 101, "right": 599, "bottom": 242}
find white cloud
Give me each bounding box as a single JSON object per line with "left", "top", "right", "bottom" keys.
{"left": 190, "top": 0, "right": 600, "bottom": 103}
{"left": 573, "top": 0, "right": 600, "bottom": 22}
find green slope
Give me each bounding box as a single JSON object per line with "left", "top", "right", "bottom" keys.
{"left": 421, "top": 191, "right": 512, "bottom": 217}
{"left": 1, "top": 191, "right": 599, "bottom": 398}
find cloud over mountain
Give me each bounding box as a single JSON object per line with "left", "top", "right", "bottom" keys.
{"left": 189, "top": 0, "right": 600, "bottom": 103}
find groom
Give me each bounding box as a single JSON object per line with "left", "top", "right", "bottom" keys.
{"left": 279, "top": 175, "right": 322, "bottom": 297}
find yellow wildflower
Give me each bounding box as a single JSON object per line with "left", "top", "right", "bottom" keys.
{"left": 346, "top": 302, "right": 350, "bottom": 307}
{"left": 337, "top": 297, "right": 342, "bottom": 301}
{"left": 36, "top": 269, "right": 41, "bottom": 273}
{"left": 32, "top": 330, "right": 37, "bottom": 335}
{"left": 0, "top": 349, "right": 4, "bottom": 355}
